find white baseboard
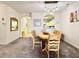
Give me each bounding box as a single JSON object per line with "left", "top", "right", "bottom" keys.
{"left": 64, "top": 39, "right": 79, "bottom": 49}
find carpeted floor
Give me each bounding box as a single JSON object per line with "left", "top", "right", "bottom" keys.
{"left": 0, "top": 37, "right": 78, "bottom": 58}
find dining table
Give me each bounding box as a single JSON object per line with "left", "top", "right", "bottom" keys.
{"left": 38, "top": 32, "right": 50, "bottom": 49}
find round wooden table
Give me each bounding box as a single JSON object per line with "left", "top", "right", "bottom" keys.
{"left": 39, "top": 32, "right": 49, "bottom": 49}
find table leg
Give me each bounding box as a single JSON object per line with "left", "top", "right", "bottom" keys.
{"left": 42, "top": 40, "right": 46, "bottom": 49}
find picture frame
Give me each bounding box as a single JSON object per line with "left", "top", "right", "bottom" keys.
{"left": 70, "top": 12, "right": 74, "bottom": 22}
{"left": 75, "top": 10, "right": 79, "bottom": 21}
{"left": 10, "top": 17, "right": 18, "bottom": 31}
{"left": 70, "top": 11, "right": 79, "bottom": 23}
{"left": 33, "top": 19, "right": 41, "bottom": 27}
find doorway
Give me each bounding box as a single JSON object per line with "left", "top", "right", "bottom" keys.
{"left": 20, "top": 16, "right": 31, "bottom": 37}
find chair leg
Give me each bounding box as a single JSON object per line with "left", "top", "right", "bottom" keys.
{"left": 32, "top": 38, "right": 35, "bottom": 49}
{"left": 41, "top": 43, "right": 42, "bottom": 49}
{"left": 58, "top": 50, "right": 59, "bottom": 58}
{"left": 48, "top": 51, "right": 49, "bottom": 58}
{"left": 33, "top": 44, "right": 34, "bottom": 49}
{"left": 33, "top": 43, "right": 35, "bottom": 49}
{"left": 42, "top": 46, "right": 46, "bottom": 52}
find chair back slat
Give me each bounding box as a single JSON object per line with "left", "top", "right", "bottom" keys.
{"left": 48, "top": 30, "right": 61, "bottom": 51}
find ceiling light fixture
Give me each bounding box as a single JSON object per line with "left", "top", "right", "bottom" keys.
{"left": 45, "top": 1, "right": 58, "bottom": 4}
{"left": 44, "top": 1, "right": 58, "bottom": 15}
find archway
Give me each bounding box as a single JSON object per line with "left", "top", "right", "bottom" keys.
{"left": 20, "top": 16, "right": 31, "bottom": 37}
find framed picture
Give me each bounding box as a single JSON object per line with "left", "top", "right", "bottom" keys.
{"left": 10, "top": 17, "right": 18, "bottom": 31}
{"left": 70, "top": 11, "right": 79, "bottom": 23}
{"left": 70, "top": 12, "right": 74, "bottom": 22}
{"left": 75, "top": 10, "right": 79, "bottom": 21}
{"left": 33, "top": 19, "right": 41, "bottom": 27}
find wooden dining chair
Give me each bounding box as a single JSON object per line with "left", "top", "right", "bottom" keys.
{"left": 31, "top": 30, "right": 42, "bottom": 49}
{"left": 43, "top": 31, "right": 61, "bottom": 58}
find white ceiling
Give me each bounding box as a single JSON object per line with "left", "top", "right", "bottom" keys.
{"left": 0, "top": 1, "right": 75, "bottom": 13}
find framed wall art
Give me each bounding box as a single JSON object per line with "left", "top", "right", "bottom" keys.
{"left": 70, "top": 12, "right": 74, "bottom": 22}
{"left": 70, "top": 10, "right": 79, "bottom": 23}
{"left": 10, "top": 17, "right": 18, "bottom": 31}
{"left": 75, "top": 10, "right": 79, "bottom": 21}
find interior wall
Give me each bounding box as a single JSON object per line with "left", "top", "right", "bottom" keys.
{"left": 0, "top": 4, "right": 7, "bottom": 44}
{"left": 54, "top": 12, "right": 63, "bottom": 31}
{"left": 61, "top": 2, "right": 79, "bottom": 49}
{"left": 0, "top": 4, "right": 20, "bottom": 45}
{"left": 31, "top": 12, "right": 44, "bottom": 35}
